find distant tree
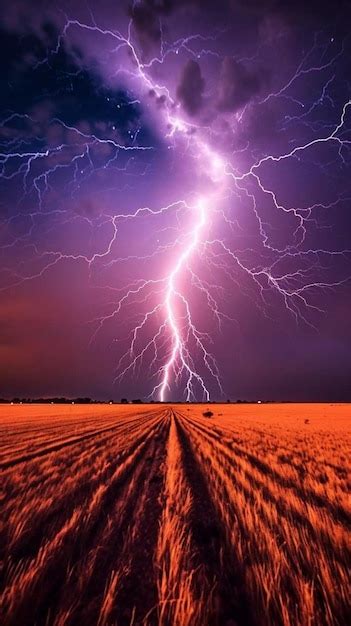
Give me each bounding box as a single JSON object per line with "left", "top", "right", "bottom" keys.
{"left": 121, "top": 398, "right": 128, "bottom": 404}
{"left": 132, "top": 399, "right": 142, "bottom": 404}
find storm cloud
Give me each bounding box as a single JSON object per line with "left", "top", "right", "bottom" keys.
{"left": 176, "top": 60, "right": 205, "bottom": 116}
{"left": 217, "top": 57, "right": 265, "bottom": 113}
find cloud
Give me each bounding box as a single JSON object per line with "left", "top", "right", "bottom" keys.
{"left": 217, "top": 57, "right": 265, "bottom": 113}
{"left": 176, "top": 60, "right": 205, "bottom": 116}
{"left": 128, "top": 0, "right": 173, "bottom": 51}
{"left": 128, "top": 1, "right": 235, "bottom": 53}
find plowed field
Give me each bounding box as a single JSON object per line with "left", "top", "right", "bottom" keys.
{"left": 0, "top": 403, "right": 350, "bottom": 626}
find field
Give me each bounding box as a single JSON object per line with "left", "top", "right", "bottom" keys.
{"left": 0, "top": 403, "right": 350, "bottom": 626}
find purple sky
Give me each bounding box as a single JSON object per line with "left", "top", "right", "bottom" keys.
{"left": 0, "top": 0, "right": 351, "bottom": 401}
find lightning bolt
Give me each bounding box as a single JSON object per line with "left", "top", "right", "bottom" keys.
{"left": 1, "top": 11, "right": 350, "bottom": 400}
{"left": 158, "top": 198, "right": 208, "bottom": 402}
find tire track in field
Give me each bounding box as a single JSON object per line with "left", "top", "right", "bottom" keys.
{"left": 173, "top": 410, "right": 255, "bottom": 626}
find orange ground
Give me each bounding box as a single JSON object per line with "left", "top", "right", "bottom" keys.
{"left": 0, "top": 403, "right": 350, "bottom": 626}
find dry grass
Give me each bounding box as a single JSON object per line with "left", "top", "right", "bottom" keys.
{"left": 0, "top": 403, "right": 350, "bottom": 625}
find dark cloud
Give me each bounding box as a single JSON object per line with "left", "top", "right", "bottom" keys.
{"left": 235, "top": 0, "right": 345, "bottom": 16}
{"left": 128, "top": 0, "right": 235, "bottom": 50}
{"left": 128, "top": 0, "right": 351, "bottom": 58}
{"left": 128, "top": 0, "right": 173, "bottom": 49}
{"left": 176, "top": 60, "right": 205, "bottom": 116}
{"left": 217, "top": 57, "right": 265, "bottom": 113}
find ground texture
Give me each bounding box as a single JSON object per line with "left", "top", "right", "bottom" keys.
{"left": 0, "top": 403, "right": 350, "bottom": 626}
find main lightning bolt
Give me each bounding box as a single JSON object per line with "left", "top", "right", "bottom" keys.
{"left": 158, "top": 198, "right": 207, "bottom": 402}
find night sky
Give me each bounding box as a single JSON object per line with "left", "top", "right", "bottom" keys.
{"left": 0, "top": 0, "right": 350, "bottom": 401}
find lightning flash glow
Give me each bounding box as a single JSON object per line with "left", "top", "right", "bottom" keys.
{"left": 1, "top": 9, "right": 350, "bottom": 401}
